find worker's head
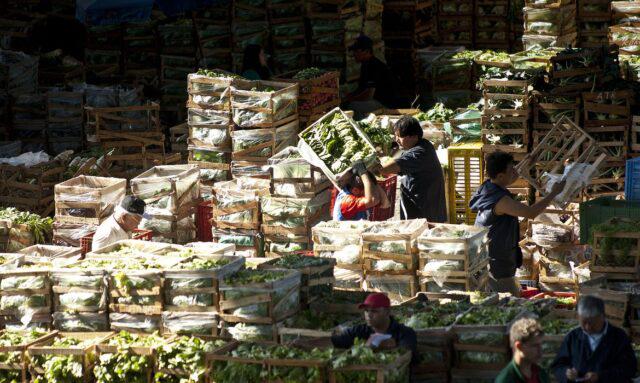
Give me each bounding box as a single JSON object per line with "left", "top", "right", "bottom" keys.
{"left": 242, "top": 44, "right": 268, "bottom": 71}
{"left": 486, "top": 151, "right": 519, "bottom": 186}
{"left": 349, "top": 35, "right": 374, "bottom": 63}
{"left": 339, "top": 171, "right": 373, "bottom": 197}
{"left": 578, "top": 295, "right": 606, "bottom": 335}
{"left": 509, "top": 317, "right": 544, "bottom": 365}
{"left": 115, "top": 196, "right": 148, "bottom": 232}
{"left": 393, "top": 116, "right": 422, "bottom": 150}
{"left": 359, "top": 293, "right": 391, "bottom": 328}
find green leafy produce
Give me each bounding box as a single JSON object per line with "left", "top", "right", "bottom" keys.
{"left": 475, "top": 50, "right": 511, "bottom": 65}
{"left": 591, "top": 218, "right": 640, "bottom": 266}
{"left": 397, "top": 302, "right": 469, "bottom": 329}
{"left": 293, "top": 67, "right": 326, "bottom": 80}
{"left": 0, "top": 329, "right": 48, "bottom": 383}
{"left": 300, "top": 112, "right": 376, "bottom": 174}
{"left": 224, "top": 269, "right": 287, "bottom": 285}
{"left": 155, "top": 336, "right": 226, "bottom": 383}
{"left": 271, "top": 254, "right": 330, "bottom": 269}
{"left": 456, "top": 306, "right": 520, "bottom": 325}
{"left": 357, "top": 119, "right": 394, "bottom": 156}
{"left": 414, "top": 103, "right": 455, "bottom": 123}
{"left": 94, "top": 331, "right": 164, "bottom": 383}
{"left": 212, "top": 343, "right": 336, "bottom": 383}
{"left": 30, "top": 336, "right": 88, "bottom": 383}
{"left": 331, "top": 340, "right": 407, "bottom": 383}
{"left": 176, "top": 258, "right": 231, "bottom": 270}
{"left": 0, "top": 208, "right": 53, "bottom": 244}
{"left": 542, "top": 319, "right": 576, "bottom": 335}
{"left": 287, "top": 309, "right": 360, "bottom": 331}
{"left": 196, "top": 69, "right": 241, "bottom": 79}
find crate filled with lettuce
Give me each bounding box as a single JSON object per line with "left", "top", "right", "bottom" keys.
{"left": 131, "top": 165, "right": 200, "bottom": 219}
{"left": 274, "top": 68, "right": 341, "bottom": 126}
{"left": 211, "top": 177, "right": 270, "bottom": 231}
{"left": 54, "top": 175, "right": 126, "bottom": 226}
{"left": 0, "top": 329, "right": 56, "bottom": 383}
{"left": 590, "top": 218, "right": 640, "bottom": 277}
{"left": 269, "top": 146, "right": 331, "bottom": 198}
{"left": 163, "top": 255, "right": 244, "bottom": 313}
{"left": 258, "top": 254, "right": 335, "bottom": 305}
{"left": 609, "top": 25, "right": 640, "bottom": 56}
{"left": 188, "top": 148, "right": 231, "bottom": 184}
{"left": 212, "top": 227, "right": 263, "bottom": 257}
{"left": 187, "top": 108, "right": 232, "bottom": 150}
{"left": 27, "top": 331, "right": 112, "bottom": 383}
{"left": 209, "top": 341, "right": 336, "bottom": 383}
{"left": 523, "top": 4, "right": 577, "bottom": 37}
{"left": 329, "top": 341, "right": 412, "bottom": 383}
{"left": 451, "top": 305, "right": 521, "bottom": 370}
{"left": 156, "top": 335, "right": 227, "bottom": 383}
{"left": 231, "top": 79, "right": 298, "bottom": 128}
{"left": 261, "top": 190, "right": 331, "bottom": 237}
{"left": 161, "top": 312, "right": 219, "bottom": 337}
{"left": 278, "top": 308, "right": 360, "bottom": 343}
{"left": 298, "top": 108, "right": 379, "bottom": 186}
{"left": 430, "top": 51, "right": 479, "bottom": 92}
{"left": 362, "top": 219, "right": 428, "bottom": 276}
{"left": 187, "top": 70, "right": 240, "bottom": 111}
{"left": 263, "top": 233, "right": 312, "bottom": 258}
{"left": 94, "top": 331, "right": 165, "bottom": 383}
{"left": 417, "top": 223, "right": 490, "bottom": 292}
{"left": 230, "top": 120, "right": 298, "bottom": 163}
{"left": 356, "top": 113, "right": 396, "bottom": 157}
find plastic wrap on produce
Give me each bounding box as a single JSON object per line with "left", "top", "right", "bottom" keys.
{"left": 532, "top": 223, "right": 574, "bottom": 248}
{"left": 232, "top": 128, "right": 276, "bottom": 159}
{"left": 141, "top": 216, "right": 195, "bottom": 236}
{"left": 220, "top": 274, "right": 299, "bottom": 320}
{"left": 53, "top": 222, "right": 97, "bottom": 247}
{"left": 191, "top": 148, "right": 228, "bottom": 164}
{"left": 0, "top": 151, "right": 50, "bottom": 167}
{"left": 268, "top": 239, "right": 308, "bottom": 254}
{"left": 58, "top": 291, "right": 107, "bottom": 311}
{"left": 269, "top": 146, "right": 327, "bottom": 181}
{"left": 231, "top": 82, "right": 297, "bottom": 128}
{"left": 53, "top": 311, "right": 109, "bottom": 331}
{"left": 190, "top": 125, "right": 230, "bottom": 150}
{"left": 109, "top": 313, "right": 161, "bottom": 333}
{"left": 523, "top": 34, "right": 577, "bottom": 50}
{"left": 188, "top": 74, "right": 232, "bottom": 107}
{"left": 188, "top": 108, "right": 230, "bottom": 127}
{"left": 225, "top": 322, "right": 277, "bottom": 341}
{"left": 162, "top": 312, "right": 218, "bottom": 335}
{"left": 334, "top": 267, "right": 363, "bottom": 290}
{"left": 0, "top": 50, "right": 38, "bottom": 96}
{"left": 261, "top": 190, "right": 330, "bottom": 220}
{"left": 200, "top": 168, "right": 229, "bottom": 183}
{"left": 231, "top": 161, "right": 270, "bottom": 178}
{"left": 364, "top": 275, "right": 415, "bottom": 304}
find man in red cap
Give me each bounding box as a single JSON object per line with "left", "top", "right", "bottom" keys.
{"left": 331, "top": 292, "right": 418, "bottom": 363}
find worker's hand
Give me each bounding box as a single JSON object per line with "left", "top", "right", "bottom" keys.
{"left": 351, "top": 160, "right": 367, "bottom": 176}
{"left": 584, "top": 372, "right": 599, "bottom": 383}
{"left": 566, "top": 368, "right": 578, "bottom": 381}
{"left": 550, "top": 180, "right": 567, "bottom": 196}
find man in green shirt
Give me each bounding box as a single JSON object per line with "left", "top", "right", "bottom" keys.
{"left": 495, "top": 317, "right": 550, "bottom": 383}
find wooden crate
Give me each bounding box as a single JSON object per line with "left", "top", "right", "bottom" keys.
{"left": 584, "top": 160, "right": 626, "bottom": 198}
{"left": 27, "top": 332, "right": 112, "bottom": 383}
{"left": 362, "top": 220, "right": 429, "bottom": 275}
{"left": 54, "top": 175, "right": 126, "bottom": 225}
{"left": 364, "top": 274, "right": 419, "bottom": 304}
{"left": 631, "top": 116, "right": 640, "bottom": 152}
{"left": 584, "top": 125, "right": 628, "bottom": 160}
{"left": 417, "top": 223, "right": 489, "bottom": 274}
{"left": 161, "top": 311, "right": 220, "bottom": 336}
{"left": 523, "top": 4, "right": 577, "bottom": 36}
{"left": 482, "top": 79, "right": 531, "bottom": 113}
{"left": 131, "top": 165, "right": 200, "bottom": 215}
{"left": 231, "top": 121, "right": 298, "bottom": 162}
{"left": 579, "top": 276, "right": 631, "bottom": 327}
{"left": 431, "top": 52, "right": 474, "bottom": 91}
{"left": 0, "top": 264, "right": 52, "bottom": 318}
{"left": 0, "top": 330, "right": 57, "bottom": 383}
{"left": 328, "top": 350, "right": 412, "bottom": 383}
{"left": 273, "top": 70, "right": 340, "bottom": 126}
{"left": 547, "top": 49, "right": 602, "bottom": 93}
{"left": 218, "top": 269, "right": 302, "bottom": 324}
{"left": 187, "top": 72, "right": 236, "bottom": 111}
{"left": 108, "top": 269, "right": 164, "bottom": 315}
{"left": 312, "top": 221, "right": 374, "bottom": 270}
{"left": 609, "top": 25, "right": 640, "bottom": 55}
{"left": 579, "top": 0, "right": 610, "bottom": 17}
{"left": 582, "top": 90, "right": 633, "bottom": 128}
{"left": 230, "top": 79, "right": 299, "bottom": 128}
{"left": 532, "top": 92, "right": 580, "bottom": 131}
{"left": 481, "top": 111, "right": 530, "bottom": 154}
{"left": 268, "top": 147, "right": 331, "bottom": 198}
{"left": 308, "top": 290, "right": 370, "bottom": 314}
{"left": 163, "top": 255, "right": 245, "bottom": 312}
{"left": 452, "top": 322, "right": 511, "bottom": 370}
{"left": 18, "top": 245, "right": 81, "bottom": 259}
{"left": 211, "top": 177, "right": 271, "bottom": 231}
{"left": 261, "top": 192, "right": 331, "bottom": 237}
{"left": 211, "top": 228, "right": 263, "bottom": 257}
{"left": 419, "top": 264, "right": 490, "bottom": 293}
{"left": 258, "top": 256, "right": 335, "bottom": 305}
{"left": 590, "top": 219, "right": 640, "bottom": 276}
{"left": 94, "top": 332, "right": 164, "bottom": 382}
{"left": 187, "top": 109, "right": 232, "bottom": 151}
{"left": 51, "top": 269, "right": 108, "bottom": 313}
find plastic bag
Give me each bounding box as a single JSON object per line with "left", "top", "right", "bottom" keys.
{"left": 109, "top": 313, "right": 160, "bottom": 333}
{"left": 542, "top": 163, "right": 596, "bottom": 208}
{"left": 0, "top": 151, "right": 50, "bottom": 166}
{"left": 226, "top": 322, "right": 277, "bottom": 341}
{"left": 52, "top": 312, "right": 109, "bottom": 331}
{"left": 162, "top": 312, "right": 217, "bottom": 335}
{"left": 220, "top": 275, "right": 299, "bottom": 320}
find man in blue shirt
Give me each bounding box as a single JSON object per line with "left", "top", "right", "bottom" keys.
{"left": 551, "top": 295, "right": 637, "bottom": 382}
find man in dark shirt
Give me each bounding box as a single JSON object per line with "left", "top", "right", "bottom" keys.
{"left": 551, "top": 295, "right": 637, "bottom": 383}
{"left": 331, "top": 292, "right": 419, "bottom": 364}
{"left": 344, "top": 34, "right": 399, "bottom": 118}
{"left": 376, "top": 115, "right": 447, "bottom": 222}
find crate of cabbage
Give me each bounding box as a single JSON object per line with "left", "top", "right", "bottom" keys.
{"left": 231, "top": 79, "right": 299, "bottom": 129}
{"left": 27, "top": 331, "right": 113, "bottom": 383}
{"left": 313, "top": 220, "right": 373, "bottom": 271}
{"left": 0, "top": 329, "right": 57, "bottom": 383}
{"left": 130, "top": 165, "right": 201, "bottom": 218}
{"left": 329, "top": 342, "right": 412, "bottom": 383}
{"left": 187, "top": 69, "right": 240, "bottom": 111}
{"left": 218, "top": 268, "right": 301, "bottom": 324}
{"left": 163, "top": 255, "right": 245, "bottom": 313}
{"left": 0, "top": 257, "right": 53, "bottom": 319}
{"left": 269, "top": 146, "right": 332, "bottom": 198}
{"left": 94, "top": 331, "right": 165, "bottom": 383}
{"left": 298, "top": 108, "right": 380, "bottom": 186}
{"left": 258, "top": 254, "right": 335, "bottom": 305}
{"left": 211, "top": 177, "right": 271, "bottom": 231}
{"left": 261, "top": 190, "right": 332, "bottom": 237}
{"left": 54, "top": 175, "right": 127, "bottom": 225}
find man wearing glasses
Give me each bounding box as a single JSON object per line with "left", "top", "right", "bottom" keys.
{"left": 331, "top": 292, "right": 418, "bottom": 364}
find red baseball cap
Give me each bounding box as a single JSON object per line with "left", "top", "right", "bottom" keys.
{"left": 358, "top": 293, "right": 391, "bottom": 309}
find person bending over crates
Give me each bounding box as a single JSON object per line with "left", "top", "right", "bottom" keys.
{"left": 91, "top": 196, "right": 150, "bottom": 251}
{"left": 333, "top": 161, "right": 390, "bottom": 221}
{"left": 469, "top": 151, "right": 565, "bottom": 297}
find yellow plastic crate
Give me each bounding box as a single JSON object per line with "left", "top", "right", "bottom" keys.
{"left": 448, "top": 141, "right": 484, "bottom": 224}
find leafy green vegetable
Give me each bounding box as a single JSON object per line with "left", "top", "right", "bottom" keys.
{"left": 94, "top": 331, "right": 164, "bottom": 383}
{"left": 224, "top": 269, "right": 288, "bottom": 285}
{"left": 271, "top": 254, "right": 330, "bottom": 269}
{"left": 293, "top": 67, "right": 326, "bottom": 80}
{"left": 456, "top": 306, "right": 520, "bottom": 325}
{"left": 0, "top": 208, "right": 53, "bottom": 245}
{"left": 542, "top": 319, "right": 576, "bottom": 335}
{"left": 331, "top": 339, "right": 407, "bottom": 383}
{"left": 414, "top": 103, "right": 455, "bottom": 123}
{"left": 30, "top": 336, "right": 87, "bottom": 383}
{"left": 0, "top": 329, "right": 48, "bottom": 383}
{"left": 176, "top": 258, "right": 231, "bottom": 270}
{"left": 155, "top": 336, "right": 226, "bottom": 383}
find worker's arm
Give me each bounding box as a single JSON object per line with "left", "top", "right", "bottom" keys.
{"left": 375, "top": 184, "right": 391, "bottom": 209}
{"left": 376, "top": 158, "right": 401, "bottom": 177}
{"left": 360, "top": 173, "right": 379, "bottom": 208}
{"left": 494, "top": 180, "right": 566, "bottom": 219}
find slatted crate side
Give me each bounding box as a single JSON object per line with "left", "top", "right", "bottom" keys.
{"left": 631, "top": 116, "right": 640, "bottom": 153}
{"left": 451, "top": 323, "right": 511, "bottom": 371}
{"left": 51, "top": 269, "right": 108, "bottom": 313}
{"left": 187, "top": 73, "right": 236, "bottom": 111}
{"left": 54, "top": 175, "right": 127, "bottom": 226}
{"left": 328, "top": 350, "right": 413, "bottom": 383}
{"left": 590, "top": 224, "right": 640, "bottom": 275}
{"left": 0, "top": 268, "right": 52, "bottom": 317}
{"left": 448, "top": 142, "right": 484, "bottom": 225}
{"left": 107, "top": 269, "right": 164, "bottom": 315}
{"left": 364, "top": 274, "right": 419, "bottom": 304}
{"left": 579, "top": 277, "right": 630, "bottom": 324}
{"left": 578, "top": 0, "right": 610, "bottom": 18}
{"left": 584, "top": 125, "right": 628, "bottom": 160}
{"left": 523, "top": 4, "right": 578, "bottom": 36}
{"left": 584, "top": 160, "right": 626, "bottom": 198}
{"left": 417, "top": 224, "right": 489, "bottom": 274}
{"left": 583, "top": 90, "right": 633, "bottom": 127}
{"left": 438, "top": 0, "right": 474, "bottom": 16}
{"left": 481, "top": 112, "right": 530, "bottom": 154}
{"left": 532, "top": 93, "right": 581, "bottom": 130}
{"left": 0, "top": 330, "right": 57, "bottom": 383}
{"left": 419, "top": 264, "right": 490, "bottom": 293}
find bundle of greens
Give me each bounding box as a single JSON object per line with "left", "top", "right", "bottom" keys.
{"left": 30, "top": 335, "right": 91, "bottom": 383}
{"left": 0, "top": 329, "right": 48, "bottom": 383}
{"left": 456, "top": 306, "right": 521, "bottom": 325}
{"left": 94, "top": 331, "right": 164, "bottom": 383}
{"left": 222, "top": 270, "right": 298, "bottom": 318}
{"left": 300, "top": 111, "right": 376, "bottom": 174}
{"left": 0, "top": 207, "right": 53, "bottom": 245}
{"left": 332, "top": 340, "right": 407, "bottom": 383}
{"left": 195, "top": 69, "right": 241, "bottom": 79}
{"left": 414, "top": 103, "right": 455, "bottom": 123}
{"left": 156, "top": 336, "right": 226, "bottom": 383}
{"left": 542, "top": 319, "right": 576, "bottom": 335}
{"left": 293, "top": 67, "right": 326, "bottom": 80}
{"left": 357, "top": 117, "right": 394, "bottom": 156}
{"left": 397, "top": 301, "right": 469, "bottom": 329}
{"left": 591, "top": 218, "right": 640, "bottom": 267}
{"left": 223, "top": 269, "right": 288, "bottom": 286}
{"left": 270, "top": 254, "right": 330, "bottom": 269}
{"left": 475, "top": 50, "right": 512, "bottom": 65}
{"left": 176, "top": 257, "right": 231, "bottom": 270}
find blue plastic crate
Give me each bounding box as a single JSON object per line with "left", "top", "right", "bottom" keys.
{"left": 625, "top": 157, "right": 640, "bottom": 201}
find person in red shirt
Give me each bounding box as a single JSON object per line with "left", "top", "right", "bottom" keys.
{"left": 333, "top": 161, "right": 389, "bottom": 221}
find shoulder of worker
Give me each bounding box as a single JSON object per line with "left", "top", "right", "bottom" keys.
{"left": 494, "top": 360, "right": 521, "bottom": 383}
{"left": 388, "top": 316, "right": 416, "bottom": 338}
{"left": 604, "top": 322, "right": 632, "bottom": 341}
{"left": 469, "top": 180, "right": 511, "bottom": 211}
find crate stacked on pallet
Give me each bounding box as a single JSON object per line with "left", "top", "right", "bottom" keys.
{"left": 219, "top": 268, "right": 302, "bottom": 342}
{"left": 130, "top": 165, "right": 200, "bottom": 244}
{"left": 417, "top": 223, "right": 489, "bottom": 293}
{"left": 382, "top": 0, "right": 434, "bottom": 102}
{"left": 211, "top": 177, "right": 271, "bottom": 257}
{"left": 53, "top": 175, "right": 126, "bottom": 248}
{"left": 186, "top": 71, "right": 236, "bottom": 187}
{"left": 577, "top": 0, "right": 610, "bottom": 48}
{"left": 46, "top": 91, "right": 84, "bottom": 154}
{"left": 230, "top": 79, "right": 299, "bottom": 179}
{"left": 11, "top": 93, "right": 47, "bottom": 151}
{"left": 308, "top": 0, "right": 363, "bottom": 94}
{"left": 122, "top": 21, "right": 159, "bottom": 85}
{"left": 437, "top": 0, "right": 473, "bottom": 46}
{"left": 162, "top": 255, "right": 244, "bottom": 336}
{"left": 232, "top": 0, "right": 270, "bottom": 73}
{"left": 361, "top": 219, "right": 428, "bottom": 304}
{"left": 0, "top": 153, "right": 65, "bottom": 216}
{"left": 522, "top": 0, "right": 577, "bottom": 50}
{"left": 194, "top": 6, "right": 232, "bottom": 71}
{"left": 85, "top": 25, "right": 122, "bottom": 83}
{"left": 583, "top": 89, "right": 633, "bottom": 199}
{"left": 475, "top": 0, "right": 511, "bottom": 49}
{"left": 268, "top": 0, "right": 307, "bottom": 73}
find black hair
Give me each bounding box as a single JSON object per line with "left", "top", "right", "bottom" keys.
{"left": 242, "top": 44, "right": 270, "bottom": 80}
{"left": 121, "top": 195, "right": 146, "bottom": 215}
{"left": 393, "top": 116, "right": 423, "bottom": 138}
{"left": 486, "top": 151, "right": 515, "bottom": 179}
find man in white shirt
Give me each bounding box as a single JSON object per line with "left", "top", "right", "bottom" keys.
{"left": 92, "top": 196, "right": 149, "bottom": 251}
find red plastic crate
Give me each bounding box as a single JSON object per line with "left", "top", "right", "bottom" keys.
{"left": 329, "top": 175, "right": 397, "bottom": 221}
{"left": 80, "top": 229, "right": 153, "bottom": 255}
{"left": 196, "top": 200, "right": 213, "bottom": 242}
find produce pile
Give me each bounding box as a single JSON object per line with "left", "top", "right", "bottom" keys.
{"left": 331, "top": 340, "right": 408, "bottom": 383}
{"left": 357, "top": 115, "right": 395, "bottom": 156}
{"left": 93, "top": 331, "right": 164, "bottom": 383}
{"left": 0, "top": 329, "right": 48, "bottom": 383}
{"left": 300, "top": 111, "right": 376, "bottom": 175}
{"left": 156, "top": 336, "right": 226, "bottom": 383}
{"left": 0, "top": 208, "right": 53, "bottom": 250}
{"left": 414, "top": 103, "right": 456, "bottom": 124}
{"left": 397, "top": 301, "right": 469, "bottom": 329}
{"left": 29, "top": 334, "right": 93, "bottom": 383}
{"left": 591, "top": 218, "right": 640, "bottom": 267}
